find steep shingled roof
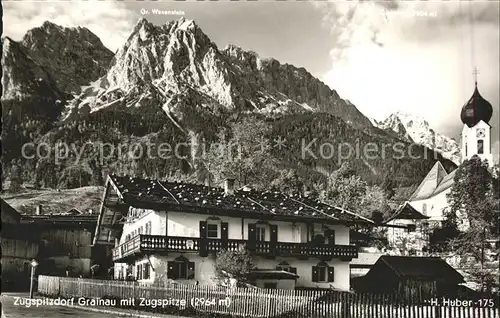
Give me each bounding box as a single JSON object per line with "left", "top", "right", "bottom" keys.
{"left": 94, "top": 175, "right": 374, "bottom": 245}
{"left": 385, "top": 202, "right": 430, "bottom": 222}
{"left": 410, "top": 161, "right": 455, "bottom": 201}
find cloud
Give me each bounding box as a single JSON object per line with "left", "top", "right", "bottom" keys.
{"left": 316, "top": 1, "right": 499, "bottom": 141}
{"left": 3, "top": 1, "right": 138, "bottom": 52}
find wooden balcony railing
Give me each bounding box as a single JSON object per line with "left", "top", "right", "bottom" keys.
{"left": 112, "top": 235, "right": 358, "bottom": 262}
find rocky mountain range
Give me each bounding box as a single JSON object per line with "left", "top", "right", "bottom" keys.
{"left": 372, "top": 112, "right": 461, "bottom": 164}
{"left": 1, "top": 17, "right": 457, "bottom": 193}
{"left": 60, "top": 18, "right": 372, "bottom": 130}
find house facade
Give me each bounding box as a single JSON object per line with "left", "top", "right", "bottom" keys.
{"left": 93, "top": 176, "right": 373, "bottom": 291}
{"left": 1, "top": 200, "right": 112, "bottom": 281}
{"left": 385, "top": 202, "right": 431, "bottom": 256}
{"left": 24, "top": 210, "right": 111, "bottom": 278}
{"left": 1, "top": 199, "right": 39, "bottom": 291}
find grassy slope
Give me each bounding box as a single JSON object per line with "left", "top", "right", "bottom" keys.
{"left": 0, "top": 186, "right": 104, "bottom": 215}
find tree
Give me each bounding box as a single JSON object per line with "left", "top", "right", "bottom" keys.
{"left": 270, "top": 169, "right": 305, "bottom": 195}
{"left": 445, "top": 156, "right": 500, "bottom": 291}
{"left": 321, "top": 163, "right": 391, "bottom": 219}
{"left": 213, "top": 248, "right": 255, "bottom": 287}
{"left": 381, "top": 173, "right": 396, "bottom": 199}
{"left": 58, "top": 164, "right": 92, "bottom": 189}
{"left": 8, "top": 159, "right": 22, "bottom": 193}
{"left": 320, "top": 162, "right": 366, "bottom": 211}
{"left": 319, "top": 163, "right": 390, "bottom": 249}
{"left": 198, "top": 118, "right": 277, "bottom": 189}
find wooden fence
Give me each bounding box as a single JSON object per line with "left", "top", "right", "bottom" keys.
{"left": 38, "top": 275, "right": 500, "bottom": 318}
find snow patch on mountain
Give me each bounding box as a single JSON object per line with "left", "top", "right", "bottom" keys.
{"left": 376, "top": 111, "right": 461, "bottom": 164}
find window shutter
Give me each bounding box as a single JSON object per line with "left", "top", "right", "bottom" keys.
{"left": 199, "top": 221, "right": 208, "bottom": 257}
{"left": 247, "top": 223, "right": 256, "bottom": 251}
{"left": 221, "top": 222, "right": 229, "bottom": 250}
{"left": 145, "top": 263, "right": 150, "bottom": 279}
{"left": 290, "top": 267, "right": 297, "bottom": 275}
{"left": 326, "top": 230, "right": 335, "bottom": 245}
{"left": 311, "top": 266, "right": 319, "bottom": 282}
{"left": 187, "top": 262, "right": 195, "bottom": 279}
{"left": 221, "top": 222, "right": 229, "bottom": 239}
{"left": 327, "top": 266, "right": 335, "bottom": 282}
{"left": 199, "top": 221, "right": 207, "bottom": 239}
{"left": 167, "top": 261, "right": 176, "bottom": 279}
{"left": 270, "top": 224, "right": 278, "bottom": 243}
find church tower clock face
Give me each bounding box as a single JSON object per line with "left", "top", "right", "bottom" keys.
{"left": 476, "top": 128, "right": 486, "bottom": 138}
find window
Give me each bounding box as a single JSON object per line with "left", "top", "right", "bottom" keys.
{"left": 478, "top": 140, "right": 484, "bottom": 154}
{"left": 256, "top": 225, "right": 266, "bottom": 242}
{"left": 312, "top": 262, "right": 334, "bottom": 283}
{"left": 325, "top": 230, "right": 335, "bottom": 245}
{"left": 264, "top": 283, "right": 277, "bottom": 289}
{"left": 207, "top": 223, "right": 218, "bottom": 238}
{"left": 406, "top": 224, "right": 416, "bottom": 233}
{"left": 422, "top": 203, "right": 427, "bottom": 214}
{"left": 465, "top": 143, "right": 468, "bottom": 156}
{"left": 167, "top": 257, "right": 195, "bottom": 280}
{"left": 137, "top": 262, "right": 150, "bottom": 280}
{"left": 145, "top": 221, "right": 151, "bottom": 234}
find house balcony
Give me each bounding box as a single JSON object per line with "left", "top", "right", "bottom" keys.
{"left": 112, "top": 235, "right": 358, "bottom": 262}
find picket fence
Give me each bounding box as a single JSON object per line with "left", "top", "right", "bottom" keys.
{"left": 38, "top": 275, "right": 500, "bottom": 318}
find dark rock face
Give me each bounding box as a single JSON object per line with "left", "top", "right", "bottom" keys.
{"left": 2, "top": 37, "right": 61, "bottom": 100}
{"left": 20, "top": 21, "right": 114, "bottom": 94}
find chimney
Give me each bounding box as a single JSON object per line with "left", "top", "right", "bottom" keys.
{"left": 36, "top": 204, "right": 42, "bottom": 215}
{"left": 224, "top": 178, "right": 235, "bottom": 196}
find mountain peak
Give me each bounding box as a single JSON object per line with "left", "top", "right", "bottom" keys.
{"left": 17, "top": 20, "right": 114, "bottom": 94}
{"left": 175, "top": 17, "right": 197, "bottom": 31}
{"left": 375, "top": 111, "right": 460, "bottom": 164}
{"left": 41, "top": 20, "right": 63, "bottom": 30}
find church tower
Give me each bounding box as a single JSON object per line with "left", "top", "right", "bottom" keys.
{"left": 460, "top": 74, "right": 494, "bottom": 165}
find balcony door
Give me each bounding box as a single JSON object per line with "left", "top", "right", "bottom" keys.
{"left": 292, "top": 225, "right": 302, "bottom": 243}
{"left": 256, "top": 225, "right": 266, "bottom": 242}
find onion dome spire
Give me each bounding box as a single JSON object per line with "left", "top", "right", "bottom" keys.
{"left": 460, "top": 69, "right": 493, "bottom": 127}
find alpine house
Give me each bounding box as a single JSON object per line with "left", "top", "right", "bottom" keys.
{"left": 93, "top": 175, "right": 374, "bottom": 290}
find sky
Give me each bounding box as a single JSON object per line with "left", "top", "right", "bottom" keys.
{"left": 3, "top": 0, "right": 500, "bottom": 160}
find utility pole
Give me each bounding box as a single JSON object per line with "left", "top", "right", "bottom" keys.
{"left": 29, "top": 259, "right": 39, "bottom": 299}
